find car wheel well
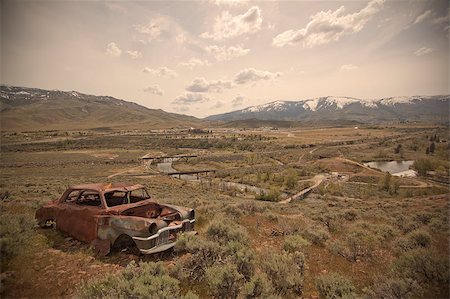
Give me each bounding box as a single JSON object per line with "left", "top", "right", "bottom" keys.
{"left": 112, "top": 234, "right": 140, "bottom": 255}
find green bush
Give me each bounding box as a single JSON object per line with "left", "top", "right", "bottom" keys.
{"left": 394, "top": 230, "right": 432, "bottom": 252}
{"left": 316, "top": 272, "right": 356, "bottom": 299}
{"left": 342, "top": 209, "right": 359, "bottom": 221}
{"left": 345, "top": 229, "right": 377, "bottom": 262}
{"left": 392, "top": 249, "right": 449, "bottom": 285}
{"left": 174, "top": 234, "right": 222, "bottom": 281}
{"left": 260, "top": 251, "right": 305, "bottom": 295}
{"left": 223, "top": 241, "right": 255, "bottom": 280}
{"left": 255, "top": 187, "right": 281, "bottom": 202}
{"left": 206, "top": 220, "right": 249, "bottom": 246}
{"left": 365, "top": 277, "right": 419, "bottom": 299}
{"left": 79, "top": 261, "right": 181, "bottom": 299}
{"left": 373, "top": 224, "right": 398, "bottom": 242}
{"left": 303, "top": 226, "right": 330, "bottom": 246}
{"left": 240, "top": 272, "right": 273, "bottom": 299}
{"left": 412, "top": 158, "right": 434, "bottom": 176}
{"left": 0, "top": 213, "right": 37, "bottom": 264}
{"left": 283, "top": 235, "right": 310, "bottom": 253}
{"left": 205, "top": 263, "right": 243, "bottom": 299}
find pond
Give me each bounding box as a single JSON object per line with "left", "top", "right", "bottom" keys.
{"left": 364, "top": 160, "right": 416, "bottom": 176}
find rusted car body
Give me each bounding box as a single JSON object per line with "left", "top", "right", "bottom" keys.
{"left": 35, "top": 183, "right": 195, "bottom": 255}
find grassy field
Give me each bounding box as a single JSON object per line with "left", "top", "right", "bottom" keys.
{"left": 0, "top": 124, "right": 448, "bottom": 298}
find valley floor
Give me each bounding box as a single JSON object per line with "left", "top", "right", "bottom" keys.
{"left": 1, "top": 124, "right": 449, "bottom": 298}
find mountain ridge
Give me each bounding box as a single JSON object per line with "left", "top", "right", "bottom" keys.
{"left": 206, "top": 95, "right": 450, "bottom": 123}
{"left": 0, "top": 85, "right": 205, "bottom": 131}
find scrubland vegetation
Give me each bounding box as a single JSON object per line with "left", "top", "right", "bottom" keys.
{"left": 0, "top": 124, "right": 448, "bottom": 298}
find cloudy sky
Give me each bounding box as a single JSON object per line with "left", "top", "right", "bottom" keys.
{"left": 2, "top": 0, "right": 449, "bottom": 117}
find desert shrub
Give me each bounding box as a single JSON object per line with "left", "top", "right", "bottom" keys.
{"left": 414, "top": 213, "right": 432, "bottom": 225}
{"left": 79, "top": 261, "right": 181, "bottom": 299}
{"left": 364, "top": 277, "right": 419, "bottom": 299}
{"left": 223, "top": 241, "right": 255, "bottom": 280}
{"left": 412, "top": 158, "right": 434, "bottom": 176}
{"left": 236, "top": 201, "right": 267, "bottom": 215}
{"left": 325, "top": 182, "right": 343, "bottom": 196}
{"left": 205, "top": 263, "right": 243, "bottom": 299}
{"left": 392, "top": 249, "right": 449, "bottom": 285}
{"left": 0, "top": 213, "right": 37, "bottom": 264}
{"left": 174, "top": 234, "right": 222, "bottom": 281}
{"left": 316, "top": 272, "right": 356, "bottom": 299}
{"left": 345, "top": 229, "right": 377, "bottom": 261}
{"left": 283, "top": 168, "right": 298, "bottom": 189}
{"left": 224, "top": 205, "right": 244, "bottom": 220}
{"left": 394, "top": 230, "right": 431, "bottom": 252}
{"left": 260, "top": 251, "right": 305, "bottom": 295}
{"left": 394, "top": 215, "right": 420, "bottom": 234}
{"left": 342, "top": 208, "right": 359, "bottom": 221}
{"left": 428, "top": 216, "right": 447, "bottom": 231}
{"left": 283, "top": 235, "right": 310, "bottom": 253}
{"left": 303, "top": 226, "right": 330, "bottom": 246}
{"left": 255, "top": 187, "right": 280, "bottom": 202}
{"left": 372, "top": 224, "right": 398, "bottom": 242}
{"left": 240, "top": 272, "right": 273, "bottom": 299}
{"left": 408, "top": 230, "right": 432, "bottom": 248}
{"left": 206, "top": 220, "right": 249, "bottom": 246}
{"left": 183, "top": 291, "right": 200, "bottom": 299}
{"left": 313, "top": 213, "right": 344, "bottom": 233}
{"left": 175, "top": 223, "right": 254, "bottom": 281}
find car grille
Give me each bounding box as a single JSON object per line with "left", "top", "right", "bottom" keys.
{"left": 155, "top": 230, "right": 170, "bottom": 246}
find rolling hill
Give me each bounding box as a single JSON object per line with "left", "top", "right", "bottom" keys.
{"left": 207, "top": 96, "right": 450, "bottom": 123}
{"left": 0, "top": 85, "right": 205, "bottom": 131}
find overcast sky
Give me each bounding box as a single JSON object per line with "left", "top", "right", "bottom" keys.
{"left": 1, "top": 0, "right": 449, "bottom": 117}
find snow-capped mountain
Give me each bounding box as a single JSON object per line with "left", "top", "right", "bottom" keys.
{"left": 206, "top": 96, "right": 449, "bottom": 123}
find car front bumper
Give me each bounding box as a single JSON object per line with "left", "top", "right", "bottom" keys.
{"left": 132, "top": 219, "right": 196, "bottom": 254}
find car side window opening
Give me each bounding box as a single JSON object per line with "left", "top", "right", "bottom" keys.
{"left": 65, "top": 190, "right": 80, "bottom": 203}
{"left": 76, "top": 190, "right": 101, "bottom": 207}
{"left": 104, "top": 188, "right": 151, "bottom": 207}
{"left": 129, "top": 188, "right": 151, "bottom": 203}
{"left": 104, "top": 191, "right": 127, "bottom": 207}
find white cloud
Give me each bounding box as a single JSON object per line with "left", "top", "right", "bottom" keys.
{"left": 143, "top": 66, "right": 178, "bottom": 78}
{"left": 105, "top": 2, "right": 127, "bottom": 14}
{"left": 201, "top": 6, "right": 263, "bottom": 41}
{"left": 272, "top": 0, "right": 385, "bottom": 48}
{"left": 106, "top": 42, "right": 122, "bottom": 57}
{"left": 125, "top": 50, "right": 142, "bottom": 59}
{"left": 186, "top": 77, "right": 232, "bottom": 93}
{"left": 143, "top": 85, "right": 163, "bottom": 96}
{"left": 234, "top": 68, "right": 281, "bottom": 84}
{"left": 178, "top": 58, "right": 211, "bottom": 69}
{"left": 211, "top": 101, "right": 225, "bottom": 109}
{"left": 340, "top": 64, "right": 359, "bottom": 71}
{"left": 210, "top": 0, "right": 246, "bottom": 6}
{"left": 232, "top": 95, "right": 244, "bottom": 107}
{"left": 205, "top": 44, "right": 250, "bottom": 61}
{"left": 414, "top": 10, "right": 432, "bottom": 25}
{"left": 414, "top": 47, "right": 434, "bottom": 56}
{"left": 134, "top": 18, "right": 163, "bottom": 41}
{"left": 176, "top": 34, "right": 187, "bottom": 44}
{"left": 173, "top": 92, "right": 211, "bottom": 105}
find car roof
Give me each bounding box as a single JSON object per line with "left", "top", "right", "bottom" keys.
{"left": 68, "top": 183, "right": 146, "bottom": 193}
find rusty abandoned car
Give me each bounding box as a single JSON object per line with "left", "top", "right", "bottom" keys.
{"left": 35, "top": 183, "right": 196, "bottom": 255}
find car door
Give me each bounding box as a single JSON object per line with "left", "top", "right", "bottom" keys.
{"left": 55, "top": 189, "right": 102, "bottom": 243}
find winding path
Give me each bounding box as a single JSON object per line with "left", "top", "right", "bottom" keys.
{"left": 279, "top": 174, "right": 326, "bottom": 204}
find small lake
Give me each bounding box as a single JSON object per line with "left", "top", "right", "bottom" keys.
{"left": 364, "top": 160, "right": 415, "bottom": 176}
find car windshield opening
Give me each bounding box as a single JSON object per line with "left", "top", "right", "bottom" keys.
{"left": 105, "top": 188, "right": 151, "bottom": 207}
